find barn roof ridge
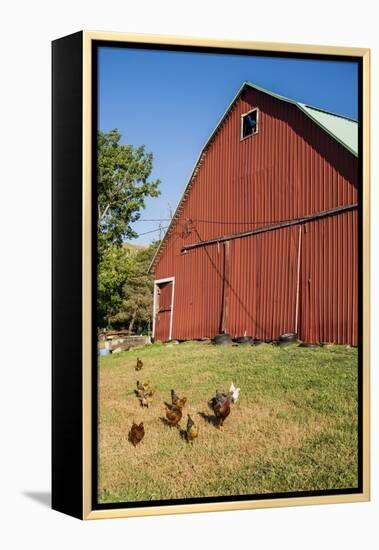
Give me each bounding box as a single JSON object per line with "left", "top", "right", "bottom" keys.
{"left": 243, "top": 81, "right": 358, "bottom": 155}
{"left": 148, "top": 81, "right": 358, "bottom": 272}
{"left": 244, "top": 80, "right": 358, "bottom": 122}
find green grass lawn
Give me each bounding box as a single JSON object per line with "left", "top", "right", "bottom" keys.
{"left": 98, "top": 341, "right": 358, "bottom": 503}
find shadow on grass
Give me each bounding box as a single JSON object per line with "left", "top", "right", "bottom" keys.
{"left": 159, "top": 416, "right": 181, "bottom": 429}
{"left": 198, "top": 411, "right": 218, "bottom": 427}
{"left": 158, "top": 417, "right": 188, "bottom": 441}
{"left": 179, "top": 428, "right": 189, "bottom": 442}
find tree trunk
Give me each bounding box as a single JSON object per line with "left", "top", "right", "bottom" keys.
{"left": 128, "top": 309, "right": 137, "bottom": 335}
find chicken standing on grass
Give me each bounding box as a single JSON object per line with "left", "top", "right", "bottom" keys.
{"left": 164, "top": 395, "right": 187, "bottom": 427}
{"left": 129, "top": 422, "right": 145, "bottom": 446}
{"left": 171, "top": 389, "right": 180, "bottom": 405}
{"left": 171, "top": 389, "right": 187, "bottom": 409}
{"left": 208, "top": 390, "right": 234, "bottom": 427}
{"left": 135, "top": 381, "right": 150, "bottom": 397}
{"left": 186, "top": 414, "right": 199, "bottom": 443}
{"left": 229, "top": 382, "right": 241, "bottom": 403}
{"left": 135, "top": 358, "right": 143, "bottom": 371}
{"left": 164, "top": 404, "right": 183, "bottom": 427}
{"left": 140, "top": 389, "right": 154, "bottom": 408}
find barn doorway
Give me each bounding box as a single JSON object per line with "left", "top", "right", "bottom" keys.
{"left": 153, "top": 277, "right": 175, "bottom": 341}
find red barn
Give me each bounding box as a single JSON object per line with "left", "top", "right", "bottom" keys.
{"left": 149, "top": 82, "right": 358, "bottom": 345}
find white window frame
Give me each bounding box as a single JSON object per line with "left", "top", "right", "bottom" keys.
{"left": 152, "top": 276, "right": 175, "bottom": 341}
{"left": 240, "top": 107, "right": 259, "bottom": 141}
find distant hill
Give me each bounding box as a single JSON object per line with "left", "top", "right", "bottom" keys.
{"left": 123, "top": 242, "right": 147, "bottom": 253}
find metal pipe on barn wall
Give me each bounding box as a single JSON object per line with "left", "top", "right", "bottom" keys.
{"left": 219, "top": 240, "right": 230, "bottom": 334}
{"left": 295, "top": 226, "right": 302, "bottom": 335}
{"left": 181, "top": 203, "right": 358, "bottom": 253}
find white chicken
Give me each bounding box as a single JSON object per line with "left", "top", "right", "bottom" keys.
{"left": 229, "top": 382, "right": 240, "bottom": 403}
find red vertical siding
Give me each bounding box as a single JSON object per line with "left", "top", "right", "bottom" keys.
{"left": 299, "top": 210, "right": 358, "bottom": 345}
{"left": 170, "top": 246, "right": 224, "bottom": 340}
{"left": 227, "top": 227, "right": 299, "bottom": 339}
{"left": 154, "top": 281, "right": 173, "bottom": 341}
{"left": 153, "top": 87, "right": 358, "bottom": 344}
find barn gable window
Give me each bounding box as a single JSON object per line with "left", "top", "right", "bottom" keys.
{"left": 241, "top": 108, "right": 259, "bottom": 140}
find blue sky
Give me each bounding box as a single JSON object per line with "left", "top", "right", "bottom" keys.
{"left": 98, "top": 47, "right": 358, "bottom": 245}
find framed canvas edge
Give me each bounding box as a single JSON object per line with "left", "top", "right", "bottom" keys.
{"left": 81, "top": 31, "right": 371, "bottom": 520}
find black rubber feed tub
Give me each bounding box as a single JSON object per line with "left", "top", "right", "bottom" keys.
{"left": 278, "top": 332, "right": 298, "bottom": 343}
{"left": 213, "top": 333, "right": 233, "bottom": 345}
{"left": 235, "top": 336, "right": 254, "bottom": 344}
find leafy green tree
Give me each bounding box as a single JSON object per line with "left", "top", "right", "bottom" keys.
{"left": 111, "top": 242, "right": 159, "bottom": 334}
{"left": 97, "top": 244, "right": 131, "bottom": 327}
{"left": 97, "top": 129, "right": 161, "bottom": 256}
{"left": 123, "top": 243, "right": 158, "bottom": 334}
{"left": 98, "top": 242, "right": 159, "bottom": 331}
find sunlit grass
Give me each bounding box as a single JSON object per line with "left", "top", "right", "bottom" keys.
{"left": 98, "top": 341, "right": 358, "bottom": 503}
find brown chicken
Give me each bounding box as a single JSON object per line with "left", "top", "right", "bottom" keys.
{"left": 170, "top": 389, "right": 188, "bottom": 409}
{"left": 175, "top": 397, "right": 187, "bottom": 409}
{"left": 164, "top": 399, "right": 186, "bottom": 411}
{"left": 186, "top": 414, "right": 199, "bottom": 443}
{"left": 135, "top": 358, "right": 143, "bottom": 371}
{"left": 208, "top": 390, "right": 233, "bottom": 427}
{"left": 145, "top": 390, "right": 154, "bottom": 407}
{"left": 164, "top": 403, "right": 183, "bottom": 427}
{"left": 129, "top": 422, "right": 145, "bottom": 446}
{"left": 136, "top": 380, "right": 150, "bottom": 396}
{"left": 171, "top": 389, "right": 180, "bottom": 404}
{"left": 140, "top": 389, "right": 154, "bottom": 408}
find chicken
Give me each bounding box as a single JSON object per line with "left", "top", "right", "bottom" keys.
{"left": 215, "top": 390, "right": 227, "bottom": 401}
{"left": 165, "top": 397, "right": 187, "bottom": 411}
{"left": 175, "top": 397, "right": 187, "bottom": 409}
{"left": 136, "top": 380, "right": 151, "bottom": 396}
{"left": 163, "top": 390, "right": 187, "bottom": 426}
{"left": 229, "top": 382, "right": 241, "bottom": 403}
{"left": 186, "top": 414, "right": 199, "bottom": 443}
{"left": 137, "top": 380, "right": 150, "bottom": 391}
{"left": 171, "top": 389, "right": 188, "bottom": 409}
{"left": 208, "top": 390, "right": 233, "bottom": 427}
{"left": 164, "top": 404, "right": 183, "bottom": 427}
{"left": 139, "top": 389, "right": 154, "bottom": 408}
{"left": 171, "top": 389, "right": 180, "bottom": 405}
{"left": 135, "top": 358, "right": 143, "bottom": 371}
{"left": 129, "top": 422, "right": 145, "bottom": 446}
{"left": 145, "top": 390, "right": 154, "bottom": 407}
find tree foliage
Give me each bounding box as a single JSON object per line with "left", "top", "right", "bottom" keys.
{"left": 113, "top": 243, "right": 159, "bottom": 334}
{"left": 96, "top": 129, "right": 162, "bottom": 332}
{"left": 97, "top": 129, "right": 161, "bottom": 256}
{"left": 97, "top": 244, "right": 131, "bottom": 328}
{"left": 98, "top": 242, "right": 159, "bottom": 332}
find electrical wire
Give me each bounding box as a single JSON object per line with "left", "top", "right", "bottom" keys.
{"left": 136, "top": 217, "right": 311, "bottom": 226}
{"left": 134, "top": 218, "right": 172, "bottom": 222}
{"left": 189, "top": 217, "right": 305, "bottom": 225}
{"left": 137, "top": 226, "right": 168, "bottom": 236}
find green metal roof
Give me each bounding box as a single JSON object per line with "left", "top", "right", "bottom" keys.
{"left": 244, "top": 81, "right": 358, "bottom": 156}
{"left": 298, "top": 103, "right": 358, "bottom": 155}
